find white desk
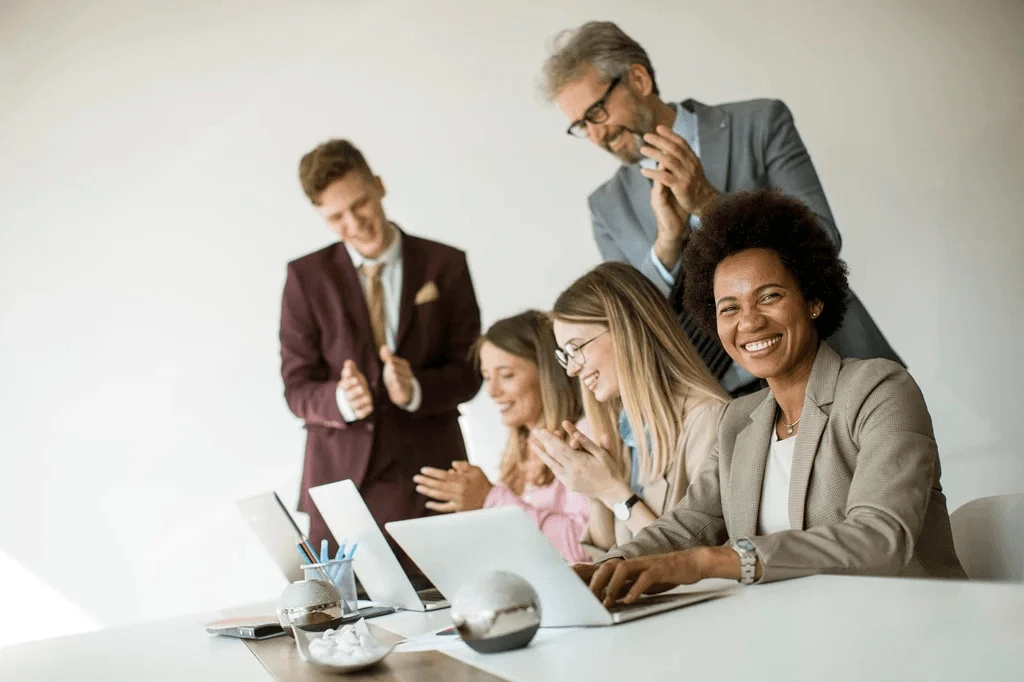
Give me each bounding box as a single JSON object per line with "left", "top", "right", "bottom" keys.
{"left": 0, "top": 608, "right": 271, "bottom": 681}
{"left": 435, "top": 575, "right": 1024, "bottom": 681}
{"left": 3, "top": 575, "right": 1022, "bottom": 681}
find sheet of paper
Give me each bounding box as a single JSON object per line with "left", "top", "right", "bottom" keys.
{"left": 391, "top": 626, "right": 583, "bottom": 653}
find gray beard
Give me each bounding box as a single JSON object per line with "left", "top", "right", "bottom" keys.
{"left": 612, "top": 101, "right": 657, "bottom": 166}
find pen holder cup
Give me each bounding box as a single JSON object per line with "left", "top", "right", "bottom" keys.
{"left": 303, "top": 559, "right": 357, "bottom": 615}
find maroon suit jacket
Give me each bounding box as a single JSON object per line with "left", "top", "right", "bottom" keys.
{"left": 279, "top": 230, "right": 482, "bottom": 549}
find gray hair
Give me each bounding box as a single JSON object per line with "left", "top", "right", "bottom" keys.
{"left": 541, "top": 21, "right": 658, "bottom": 101}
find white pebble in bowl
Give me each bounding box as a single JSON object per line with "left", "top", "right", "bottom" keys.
{"left": 295, "top": 620, "right": 393, "bottom": 674}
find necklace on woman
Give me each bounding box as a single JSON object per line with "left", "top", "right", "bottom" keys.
{"left": 778, "top": 410, "right": 801, "bottom": 436}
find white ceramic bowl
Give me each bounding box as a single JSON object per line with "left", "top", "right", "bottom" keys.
{"left": 292, "top": 620, "right": 393, "bottom": 674}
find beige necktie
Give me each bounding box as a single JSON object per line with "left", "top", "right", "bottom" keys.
{"left": 360, "top": 263, "right": 387, "bottom": 350}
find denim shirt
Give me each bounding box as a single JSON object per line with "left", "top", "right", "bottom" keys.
{"left": 618, "top": 409, "right": 649, "bottom": 496}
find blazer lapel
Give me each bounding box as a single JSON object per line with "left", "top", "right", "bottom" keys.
{"left": 729, "top": 393, "right": 776, "bottom": 537}
{"left": 788, "top": 344, "right": 842, "bottom": 529}
{"left": 623, "top": 167, "right": 659, "bottom": 242}
{"left": 332, "top": 244, "right": 380, "bottom": 374}
{"left": 684, "top": 99, "right": 731, "bottom": 193}
{"left": 394, "top": 229, "right": 425, "bottom": 352}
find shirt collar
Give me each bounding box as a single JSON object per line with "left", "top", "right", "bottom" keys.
{"left": 670, "top": 101, "right": 699, "bottom": 157}
{"left": 345, "top": 223, "right": 402, "bottom": 269}
{"left": 638, "top": 102, "right": 699, "bottom": 170}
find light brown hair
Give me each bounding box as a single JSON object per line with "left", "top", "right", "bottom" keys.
{"left": 472, "top": 310, "right": 583, "bottom": 495}
{"left": 298, "top": 139, "right": 374, "bottom": 205}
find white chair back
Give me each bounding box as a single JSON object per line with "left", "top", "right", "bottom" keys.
{"left": 950, "top": 494, "right": 1024, "bottom": 581}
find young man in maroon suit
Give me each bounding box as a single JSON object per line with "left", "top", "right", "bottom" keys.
{"left": 280, "top": 139, "right": 482, "bottom": 556}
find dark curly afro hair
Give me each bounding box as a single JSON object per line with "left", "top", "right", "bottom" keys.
{"left": 683, "top": 189, "right": 850, "bottom": 340}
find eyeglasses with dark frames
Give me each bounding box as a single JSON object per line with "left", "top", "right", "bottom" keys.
{"left": 565, "top": 77, "right": 622, "bottom": 139}
{"left": 554, "top": 329, "right": 609, "bottom": 370}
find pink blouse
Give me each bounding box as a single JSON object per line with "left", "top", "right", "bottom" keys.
{"left": 483, "top": 478, "right": 592, "bottom": 563}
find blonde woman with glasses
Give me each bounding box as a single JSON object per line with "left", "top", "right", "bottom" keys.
{"left": 532, "top": 262, "right": 727, "bottom": 554}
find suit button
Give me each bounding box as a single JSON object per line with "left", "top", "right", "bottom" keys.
{"left": 719, "top": 121, "right": 726, "bottom": 129}
{"left": 367, "top": 424, "right": 375, "bottom": 432}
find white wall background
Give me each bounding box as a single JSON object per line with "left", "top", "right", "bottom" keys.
{"left": 1, "top": 0, "right": 1022, "bottom": 642}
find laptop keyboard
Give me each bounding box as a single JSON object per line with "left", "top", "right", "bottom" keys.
{"left": 417, "top": 587, "right": 446, "bottom": 604}
{"left": 606, "top": 593, "right": 688, "bottom": 614}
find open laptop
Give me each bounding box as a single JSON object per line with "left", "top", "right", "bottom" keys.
{"left": 235, "top": 491, "right": 308, "bottom": 584}
{"left": 386, "top": 507, "right": 735, "bottom": 627}
{"left": 309, "top": 480, "right": 449, "bottom": 612}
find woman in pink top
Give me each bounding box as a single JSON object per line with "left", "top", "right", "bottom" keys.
{"left": 412, "top": 310, "right": 591, "bottom": 563}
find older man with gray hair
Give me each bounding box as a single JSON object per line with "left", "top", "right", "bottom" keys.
{"left": 543, "top": 21, "right": 902, "bottom": 396}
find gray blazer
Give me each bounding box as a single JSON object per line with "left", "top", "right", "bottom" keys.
{"left": 588, "top": 98, "right": 902, "bottom": 365}
{"left": 604, "top": 344, "right": 966, "bottom": 583}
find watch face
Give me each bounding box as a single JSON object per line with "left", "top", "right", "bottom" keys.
{"left": 613, "top": 502, "right": 629, "bottom": 522}
{"left": 735, "top": 539, "right": 755, "bottom": 552}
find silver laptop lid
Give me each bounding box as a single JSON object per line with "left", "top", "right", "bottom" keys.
{"left": 236, "top": 492, "right": 305, "bottom": 584}
{"left": 387, "top": 507, "right": 615, "bottom": 626}
{"left": 309, "top": 480, "right": 426, "bottom": 611}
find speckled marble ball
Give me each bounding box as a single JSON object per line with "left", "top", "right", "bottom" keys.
{"left": 450, "top": 570, "right": 541, "bottom": 653}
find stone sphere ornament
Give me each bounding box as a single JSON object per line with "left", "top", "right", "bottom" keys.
{"left": 276, "top": 579, "right": 343, "bottom": 635}
{"left": 450, "top": 570, "right": 541, "bottom": 653}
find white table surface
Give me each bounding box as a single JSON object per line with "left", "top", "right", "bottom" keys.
{"left": 3, "top": 575, "right": 1022, "bottom": 681}
{"left": 0, "top": 608, "right": 272, "bottom": 681}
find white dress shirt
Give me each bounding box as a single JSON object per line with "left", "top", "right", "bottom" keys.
{"left": 757, "top": 428, "right": 797, "bottom": 535}
{"left": 335, "top": 225, "right": 422, "bottom": 421}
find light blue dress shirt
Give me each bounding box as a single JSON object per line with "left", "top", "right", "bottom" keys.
{"left": 618, "top": 409, "right": 646, "bottom": 497}
{"left": 643, "top": 102, "right": 701, "bottom": 282}
{"left": 645, "top": 104, "right": 756, "bottom": 393}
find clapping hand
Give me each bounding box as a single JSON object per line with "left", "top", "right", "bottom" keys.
{"left": 530, "top": 421, "right": 625, "bottom": 508}
{"left": 413, "top": 461, "right": 493, "bottom": 512}
{"left": 380, "top": 346, "right": 414, "bottom": 407}
{"left": 640, "top": 125, "right": 719, "bottom": 217}
{"left": 339, "top": 360, "right": 373, "bottom": 419}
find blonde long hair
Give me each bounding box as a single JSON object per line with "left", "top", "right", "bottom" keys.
{"left": 472, "top": 311, "right": 584, "bottom": 495}
{"left": 551, "top": 263, "right": 726, "bottom": 481}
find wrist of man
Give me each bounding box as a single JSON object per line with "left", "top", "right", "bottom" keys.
{"left": 691, "top": 188, "right": 721, "bottom": 218}
{"left": 397, "top": 376, "right": 422, "bottom": 412}
{"left": 653, "top": 237, "right": 684, "bottom": 271}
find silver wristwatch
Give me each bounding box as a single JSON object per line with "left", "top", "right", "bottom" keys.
{"left": 731, "top": 538, "right": 757, "bottom": 585}
{"left": 612, "top": 494, "right": 642, "bottom": 521}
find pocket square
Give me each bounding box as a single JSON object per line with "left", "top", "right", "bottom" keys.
{"left": 414, "top": 281, "right": 440, "bottom": 305}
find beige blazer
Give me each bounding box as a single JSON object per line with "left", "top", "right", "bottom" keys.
{"left": 582, "top": 395, "right": 725, "bottom": 557}
{"left": 605, "top": 344, "right": 966, "bottom": 582}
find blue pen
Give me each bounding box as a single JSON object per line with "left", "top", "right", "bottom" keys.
{"left": 320, "top": 539, "right": 329, "bottom": 564}
{"left": 336, "top": 540, "right": 348, "bottom": 562}
{"left": 346, "top": 540, "right": 359, "bottom": 560}
{"left": 297, "top": 546, "right": 312, "bottom": 564}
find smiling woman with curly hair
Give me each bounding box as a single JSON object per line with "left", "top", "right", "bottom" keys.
{"left": 682, "top": 189, "right": 850, "bottom": 342}
{"left": 573, "top": 189, "right": 965, "bottom": 603}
